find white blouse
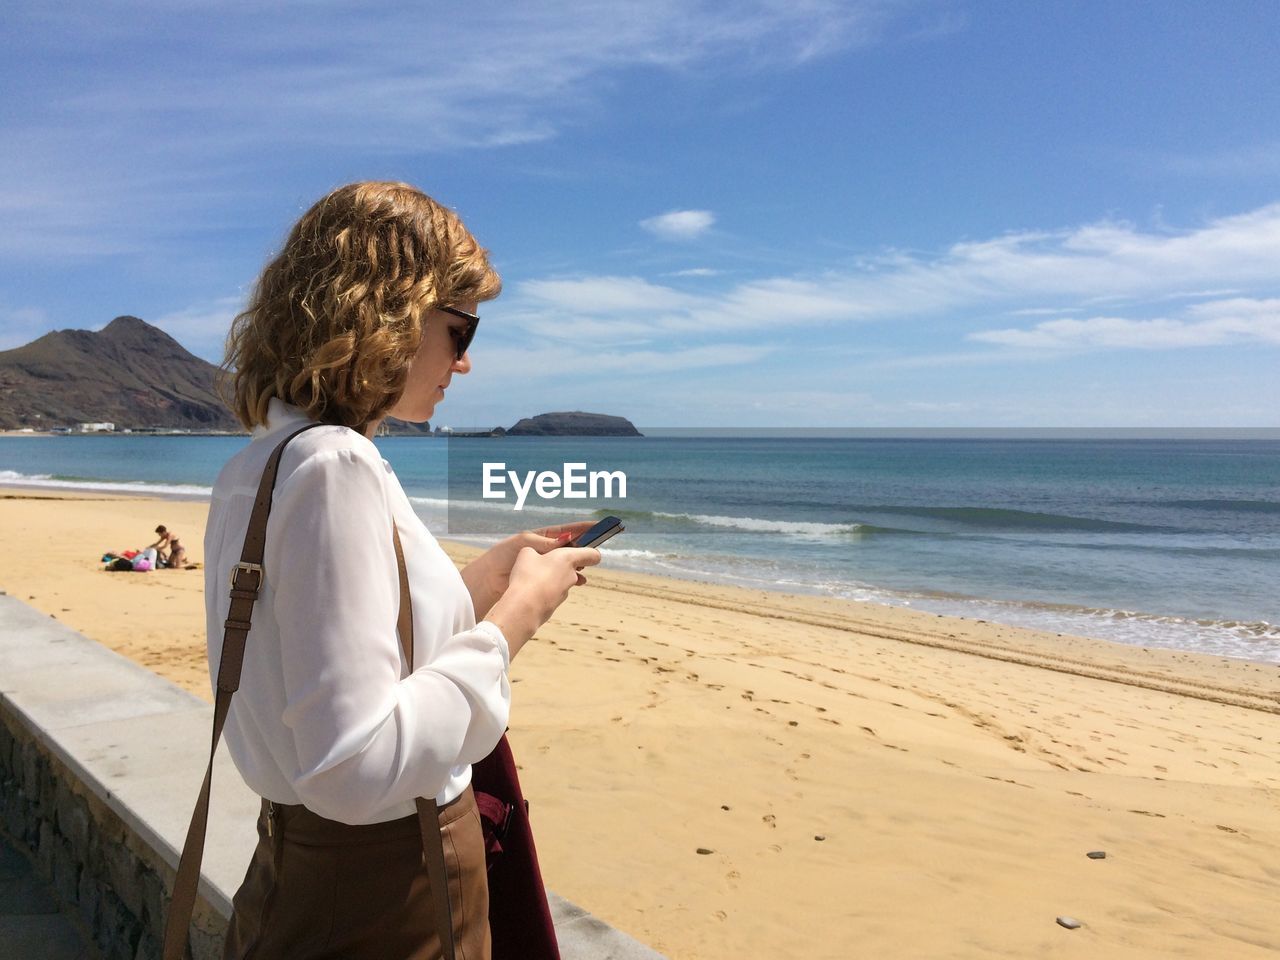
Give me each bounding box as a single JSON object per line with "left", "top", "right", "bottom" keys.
{"left": 204, "top": 398, "right": 510, "bottom": 824}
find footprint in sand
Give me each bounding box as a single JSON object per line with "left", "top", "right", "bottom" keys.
{"left": 762, "top": 814, "right": 776, "bottom": 829}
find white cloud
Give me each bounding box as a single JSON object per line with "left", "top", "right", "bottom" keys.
{"left": 1008, "top": 306, "right": 1083, "bottom": 316}
{"left": 467, "top": 341, "right": 774, "bottom": 380}
{"left": 970, "top": 298, "right": 1280, "bottom": 351}
{"left": 521, "top": 275, "right": 701, "bottom": 313}
{"left": 639, "top": 210, "right": 717, "bottom": 241}
{"left": 670, "top": 267, "right": 720, "bottom": 277}
{"left": 0, "top": 1, "right": 907, "bottom": 256}
{"left": 1161, "top": 142, "right": 1280, "bottom": 177}
{"left": 497, "top": 203, "right": 1280, "bottom": 348}
{"left": 151, "top": 296, "right": 246, "bottom": 361}
{"left": 0, "top": 306, "right": 54, "bottom": 351}
{"left": 504, "top": 271, "right": 882, "bottom": 343}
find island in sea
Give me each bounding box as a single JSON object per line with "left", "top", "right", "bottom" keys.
{"left": 440, "top": 412, "right": 642, "bottom": 438}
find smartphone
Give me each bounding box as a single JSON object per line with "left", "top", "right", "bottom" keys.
{"left": 565, "top": 515, "right": 625, "bottom": 549}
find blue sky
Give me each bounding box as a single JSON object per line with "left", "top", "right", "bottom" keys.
{"left": 3, "top": 1, "right": 1279, "bottom": 427}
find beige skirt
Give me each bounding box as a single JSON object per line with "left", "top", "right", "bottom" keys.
{"left": 223, "top": 785, "right": 491, "bottom": 960}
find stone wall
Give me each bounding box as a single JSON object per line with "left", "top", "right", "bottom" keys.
{"left": 0, "top": 703, "right": 222, "bottom": 960}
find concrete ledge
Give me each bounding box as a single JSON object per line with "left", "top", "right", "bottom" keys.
{"left": 0, "top": 592, "right": 664, "bottom": 959}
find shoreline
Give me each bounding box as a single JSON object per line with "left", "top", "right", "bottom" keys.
{"left": 0, "top": 479, "right": 214, "bottom": 502}
{"left": 1, "top": 486, "right": 1278, "bottom": 958}
{"left": 3, "top": 474, "right": 1278, "bottom": 667}
{"left": 2, "top": 483, "right": 1277, "bottom": 688}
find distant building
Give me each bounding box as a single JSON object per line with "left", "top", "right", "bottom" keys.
{"left": 78, "top": 422, "right": 115, "bottom": 433}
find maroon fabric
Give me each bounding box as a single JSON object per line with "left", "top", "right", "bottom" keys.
{"left": 474, "top": 790, "right": 512, "bottom": 867}
{"left": 471, "top": 734, "right": 561, "bottom": 960}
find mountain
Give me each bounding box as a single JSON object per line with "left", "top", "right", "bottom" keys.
{"left": 506, "top": 411, "right": 642, "bottom": 436}
{"left": 0, "top": 316, "right": 239, "bottom": 430}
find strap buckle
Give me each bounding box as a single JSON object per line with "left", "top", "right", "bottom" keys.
{"left": 230, "top": 561, "right": 264, "bottom": 591}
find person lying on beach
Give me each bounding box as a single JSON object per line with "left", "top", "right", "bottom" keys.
{"left": 132, "top": 547, "right": 159, "bottom": 571}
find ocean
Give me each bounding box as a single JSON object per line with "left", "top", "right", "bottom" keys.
{"left": 3, "top": 432, "right": 1278, "bottom": 664}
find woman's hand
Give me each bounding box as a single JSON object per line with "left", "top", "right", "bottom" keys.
{"left": 460, "top": 521, "right": 597, "bottom": 621}
{"left": 484, "top": 545, "right": 601, "bottom": 660}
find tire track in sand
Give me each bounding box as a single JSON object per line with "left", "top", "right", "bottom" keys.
{"left": 599, "top": 579, "right": 1280, "bottom": 716}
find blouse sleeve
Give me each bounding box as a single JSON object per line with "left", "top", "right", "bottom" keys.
{"left": 263, "top": 446, "right": 510, "bottom": 822}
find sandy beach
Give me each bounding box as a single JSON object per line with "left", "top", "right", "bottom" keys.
{"left": 2, "top": 487, "right": 1277, "bottom": 959}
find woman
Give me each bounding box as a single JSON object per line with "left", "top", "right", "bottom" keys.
{"left": 202, "top": 182, "right": 600, "bottom": 958}
{"left": 165, "top": 535, "right": 187, "bottom": 568}
{"left": 146, "top": 525, "right": 172, "bottom": 564}
{"left": 152, "top": 526, "right": 188, "bottom": 568}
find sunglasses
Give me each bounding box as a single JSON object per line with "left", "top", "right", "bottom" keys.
{"left": 439, "top": 305, "right": 480, "bottom": 361}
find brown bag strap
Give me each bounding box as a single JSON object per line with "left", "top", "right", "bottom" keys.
{"left": 393, "top": 524, "right": 459, "bottom": 960}
{"left": 163, "top": 423, "right": 457, "bottom": 960}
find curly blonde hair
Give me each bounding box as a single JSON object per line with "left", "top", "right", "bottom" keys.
{"left": 221, "top": 181, "right": 501, "bottom": 430}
